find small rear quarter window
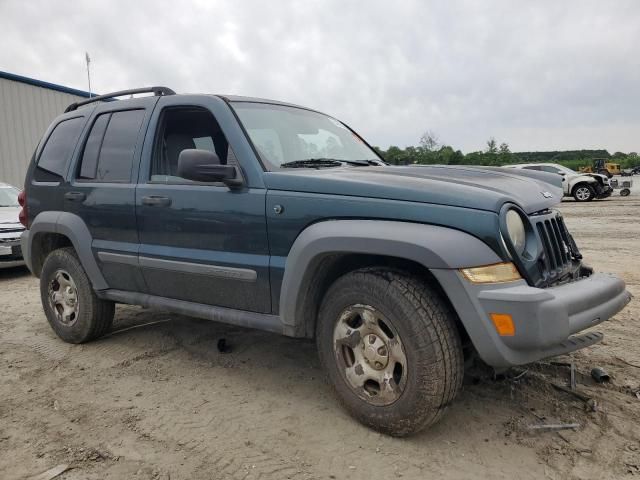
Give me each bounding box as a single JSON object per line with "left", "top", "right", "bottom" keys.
{"left": 36, "top": 116, "right": 85, "bottom": 179}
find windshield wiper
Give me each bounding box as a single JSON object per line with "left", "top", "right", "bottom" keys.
{"left": 280, "top": 158, "right": 376, "bottom": 169}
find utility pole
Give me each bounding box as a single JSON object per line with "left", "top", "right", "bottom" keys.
{"left": 85, "top": 52, "right": 92, "bottom": 98}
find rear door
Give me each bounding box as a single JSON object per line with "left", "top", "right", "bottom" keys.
{"left": 65, "top": 97, "right": 158, "bottom": 292}
{"left": 135, "top": 96, "right": 271, "bottom": 313}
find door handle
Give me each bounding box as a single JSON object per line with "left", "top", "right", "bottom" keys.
{"left": 141, "top": 195, "right": 172, "bottom": 207}
{"left": 64, "top": 191, "right": 86, "bottom": 202}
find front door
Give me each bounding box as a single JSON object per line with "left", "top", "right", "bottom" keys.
{"left": 135, "top": 98, "right": 271, "bottom": 313}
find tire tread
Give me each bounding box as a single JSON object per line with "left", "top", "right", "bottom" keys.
{"left": 40, "top": 247, "right": 114, "bottom": 343}
{"left": 316, "top": 267, "right": 464, "bottom": 436}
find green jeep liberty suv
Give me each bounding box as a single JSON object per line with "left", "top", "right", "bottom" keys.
{"left": 20, "top": 87, "right": 631, "bottom": 436}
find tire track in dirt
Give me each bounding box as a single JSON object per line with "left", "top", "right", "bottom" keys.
{"left": 10, "top": 321, "right": 184, "bottom": 370}
{"left": 127, "top": 388, "right": 311, "bottom": 480}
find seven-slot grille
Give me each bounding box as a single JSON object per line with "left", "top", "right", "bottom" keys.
{"left": 533, "top": 211, "right": 579, "bottom": 281}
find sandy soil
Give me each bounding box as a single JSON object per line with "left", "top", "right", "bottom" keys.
{"left": 1, "top": 189, "right": 639, "bottom": 480}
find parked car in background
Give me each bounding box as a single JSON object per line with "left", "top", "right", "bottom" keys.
{"left": 0, "top": 183, "right": 25, "bottom": 268}
{"left": 506, "top": 163, "right": 612, "bottom": 202}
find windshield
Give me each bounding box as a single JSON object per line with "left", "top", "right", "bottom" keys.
{"left": 232, "top": 102, "right": 381, "bottom": 170}
{"left": 0, "top": 187, "right": 19, "bottom": 207}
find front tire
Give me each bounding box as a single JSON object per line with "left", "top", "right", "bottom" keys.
{"left": 40, "top": 247, "right": 115, "bottom": 343}
{"left": 573, "top": 184, "right": 595, "bottom": 202}
{"left": 316, "top": 268, "right": 464, "bottom": 436}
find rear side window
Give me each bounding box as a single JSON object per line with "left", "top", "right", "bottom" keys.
{"left": 79, "top": 113, "right": 110, "bottom": 179}
{"left": 78, "top": 109, "right": 145, "bottom": 183}
{"left": 36, "top": 117, "right": 85, "bottom": 180}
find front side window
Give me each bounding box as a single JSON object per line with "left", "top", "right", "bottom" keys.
{"left": 150, "top": 107, "right": 232, "bottom": 183}
{"left": 231, "top": 102, "right": 380, "bottom": 170}
{"left": 36, "top": 116, "right": 85, "bottom": 179}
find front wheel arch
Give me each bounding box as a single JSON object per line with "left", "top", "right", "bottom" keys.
{"left": 278, "top": 220, "right": 503, "bottom": 338}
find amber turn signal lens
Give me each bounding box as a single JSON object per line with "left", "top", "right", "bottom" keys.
{"left": 490, "top": 313, "right": 515, "bottom": 336}
{"left": 459, "top": 262, "right": 522, "bottom": 284}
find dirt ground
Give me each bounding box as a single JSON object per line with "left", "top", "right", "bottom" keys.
{"left": 1, "top": 189, "right": 639, "bottom": 480}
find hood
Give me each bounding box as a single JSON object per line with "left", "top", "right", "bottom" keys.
{"left": 263, "top": 165, "right": 563, "bottom": 214}
{"left": 588, "top": 173, "right": 609, "bottom": 184}
{"left": 0, "top": 206, "right": 22, "bottom": 231}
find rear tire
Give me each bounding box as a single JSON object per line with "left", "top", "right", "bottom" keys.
{"left": 573, "top": 184, "right": 595, "bottom": 202}
{"left": 40, "top": 247, "right": 114, "bottom": 343}
{"left": 316, "top": 268, "right": 464, "bottom": 436}
{"left": 620, "top": 188, "right": 631, "bottom": 197}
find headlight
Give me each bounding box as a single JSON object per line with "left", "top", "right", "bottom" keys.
{"left": 460, "top": 262, "right": 522, "bottom": 284}
{"left": 505, "top": 209, "right": 526, "bottom": 254}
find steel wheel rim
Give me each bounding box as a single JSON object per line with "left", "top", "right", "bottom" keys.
{"left": 333, "top": 304, "right": 407, "bottom": 406}
{"left": 576, "top": 187, "right": 590, "bottom": 200}
{"left": 48, "top": 269, "right": 79, "bottom": 326}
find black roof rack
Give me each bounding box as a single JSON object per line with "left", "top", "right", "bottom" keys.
{"left": 64, "top": 86, "right": 176, "bottom": 113}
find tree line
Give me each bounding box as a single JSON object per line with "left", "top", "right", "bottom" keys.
{"left": 374, "top": 131, "right": 639, "bottom": 171}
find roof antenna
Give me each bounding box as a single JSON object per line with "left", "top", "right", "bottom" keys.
{"left": 85, "top": 52, "right": 92, "bottom": 98}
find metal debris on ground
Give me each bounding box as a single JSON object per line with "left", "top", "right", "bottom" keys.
{"left": 550, "top": 361, "right": 576, "bottom": 390}
{"left": 29, "top": 464, "right": 70, "bottom": 480}
{"left": 591, "top": 367, "right": 610, "bottom": 383}
{"left": 527, "top": 423, "right": 580, "bottom": 431}
{"left": 551, "top": 383, "right": 598, "bottom": 412}
{"left": 217, "top": 338, "right": 231, "bottom": 353}
{"left": 510, "top": 369, "right": 529, "bottom": 381}
{"left": 616, "top": 356, "right": 640, "bottom": 369}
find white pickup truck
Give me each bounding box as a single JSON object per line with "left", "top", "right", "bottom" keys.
{"left": 507, "top": 163, "right": 612, "bottom": 202}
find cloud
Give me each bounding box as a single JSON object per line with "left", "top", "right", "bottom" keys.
{"left": 1, "top": 0, "right": 638, "bottom": 152}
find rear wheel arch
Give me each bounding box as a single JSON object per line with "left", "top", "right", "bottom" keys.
{"left": 30, "top": 231, "right": 73, "bottom": 276}
{"left": 27, "top": 212, "right": 108, "bottom": 290}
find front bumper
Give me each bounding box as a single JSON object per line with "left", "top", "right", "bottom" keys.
{"left": 431, "top": 270, "right": 632, "bottom": 368}
{"left": 596, "top": 185, "right": 613, "bottom": 199}
{"left": 0, "top": 232, "right": 25, "bottom": 269}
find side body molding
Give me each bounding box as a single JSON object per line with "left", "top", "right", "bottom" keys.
{"left": 22, "top": 211, "right": 109, "bottom": 290}
{"left": 278, "top": 220, "right": 502, "bottom": 335}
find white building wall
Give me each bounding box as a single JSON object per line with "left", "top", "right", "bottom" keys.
{"left": 0, "top": 78, "right": 85, "bottom": 187}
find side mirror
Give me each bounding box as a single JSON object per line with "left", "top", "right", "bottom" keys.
{"left": 177, "top": 149, "right": 242, "bottom": 187}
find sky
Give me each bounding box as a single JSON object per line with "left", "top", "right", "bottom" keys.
{"left": 1, "top": 0, "right": 638, "bottom": 153}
